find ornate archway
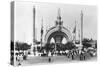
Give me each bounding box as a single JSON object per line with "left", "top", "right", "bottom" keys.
{"left": 44, "top": 8, "right": 72, "bottom": 45}
{"left": 45, "top": 26, "right": 72, "bottom": 44}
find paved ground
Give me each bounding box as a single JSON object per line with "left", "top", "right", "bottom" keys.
{"left": 16, "top": 53, "right": 97, "bottom": 66}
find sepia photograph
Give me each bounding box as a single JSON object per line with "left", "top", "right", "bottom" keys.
{"left": 10, "top": 1, "right": 97, "bottom": 66}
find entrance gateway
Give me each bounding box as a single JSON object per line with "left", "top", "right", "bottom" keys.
{"left": 44, "top": 9, "right": 72, "bottom": 45}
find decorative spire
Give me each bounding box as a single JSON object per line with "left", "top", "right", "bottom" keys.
{"left": 55, "top": 8, "right": 63, "bottom": 26}
{"left": 57, "top": 8, "right": 61, "bottom": 20}
{"left": 81, "top": 10, "right": 83, "bottom": 17}
{"left": 41, "top": 18, "right": 43, "bottom": 28}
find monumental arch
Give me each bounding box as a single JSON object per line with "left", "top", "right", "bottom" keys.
{"left": 44, "top": 9, "right": 72, "bottom": 45}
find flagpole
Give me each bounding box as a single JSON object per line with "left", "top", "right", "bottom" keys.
{"left": 41, "top": 18, "right": 43, "bottom": 48}
{"left": 31, "top": 6, "right": 36, "bottom": 55}
{"left": 75, "top": 20, "right": 76, "bottom": 43}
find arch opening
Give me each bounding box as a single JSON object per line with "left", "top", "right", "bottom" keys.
{"left": 50, "top": 37, "right": 55, "bottom": 43}
{"left": 47, "top": 31, "right": 69, "bottom": 44}
{"left": 62, "top": 37, "right": 67, "bottom": 44}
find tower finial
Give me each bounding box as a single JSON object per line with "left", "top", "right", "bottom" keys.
{"left": 81, "top": 10, "right": 83, "bottom": 16}
{"left": 57, "top": 8, "right": 61, "bottom": 20}
{"left": 41, "top": 17, "right": 43, "bottom": 26}
{"left": 55, "top": 8, "right": 63, "bottom": 26}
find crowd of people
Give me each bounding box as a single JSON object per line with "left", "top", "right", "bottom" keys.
{"left": 10, "top": 40, "right": 97, "bottom": 65}
{"left": 47, "top": 46, "right": 97, "bottom": 62}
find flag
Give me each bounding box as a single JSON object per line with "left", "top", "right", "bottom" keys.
{"left": 41, "top": 27, "right": 43, "bottom": 35}
{"left": 73, "top": 21, "right": 76, "bottom": 33}
{"left": 41, "top": 18, "right": 43, "bottom": 35}
{"left": 73, "top": 25, "right": 76, "bottom": 33}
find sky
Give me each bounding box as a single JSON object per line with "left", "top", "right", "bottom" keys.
{"left": 14, "top": 1, "right": 97, "bottom": 44}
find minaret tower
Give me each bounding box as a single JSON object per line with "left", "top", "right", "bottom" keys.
{"left": 31, "top": 6, "right": 36, "bottom": 55}
{"left": 79, "top": 10, "right": 83, "bottom": 48}
{"left": 33, "top": 6, "right": 35, "bottom": 44}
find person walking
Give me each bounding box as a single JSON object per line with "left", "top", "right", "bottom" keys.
{"left": 48, "top": 57, "right": 51, "bottom": 62}
{"left": 18, "top": 54, "right": 21, "bottom": 65}
{"left": 71, "top": 51, "right": 75, "bottom": 60}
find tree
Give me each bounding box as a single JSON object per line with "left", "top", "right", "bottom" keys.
{"left": 15, "top": 42, "right": 31, "bottom": 51}
{"left": 44, "top": 43, "right": 51, "bottom": 52}
{"left": 15, "top": 42, "right": 21, "bottom": 51}
{"left": 82, "top": 42, "right": 91, "bottom": 48}
{"left": 44, "top": 43, "right": 55, "bottom": 53}
{"left": 21, "top": 43, "right": 31, "bottom": 51}
{"left": 64, "top": 42, "right": 75, "bottom": 50}
{"left": 82, "top": 38, "right": 92, "bottom": 48}
{"left": 95, "top": 41, "right": 97, "bottom": 48}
